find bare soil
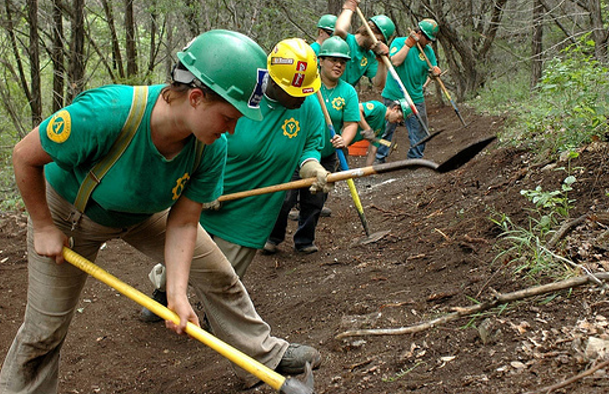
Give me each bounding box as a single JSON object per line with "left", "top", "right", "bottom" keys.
{"left": 1, "top": 95, "right": 609, "bottom": 394}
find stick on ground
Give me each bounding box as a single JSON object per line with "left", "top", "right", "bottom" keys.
{"left": 336, "top": 273, "right": 609, "bottom": 339}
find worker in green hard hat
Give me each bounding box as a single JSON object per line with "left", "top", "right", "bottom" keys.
{"left": 2, "top": 29, "right": 319, "bottom": 393}
{"left": 334, "top": 0, "right": 396, "bottom": 89}
{"left": 310, "top": 14, "right": 338, "bottom": 56}
{"left": 376, "top": 17, "right": 441, "bottom": 163}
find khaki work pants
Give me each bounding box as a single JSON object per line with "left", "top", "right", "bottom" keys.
{"left": 0, "top": 185, "right": 287, "bottom": 394}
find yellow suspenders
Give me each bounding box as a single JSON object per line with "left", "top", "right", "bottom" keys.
{"left": 73, "top": 86, "right": 149, "bottom": 213}
{"left": 73, "top": 85, "right": 206, "bottom": 214}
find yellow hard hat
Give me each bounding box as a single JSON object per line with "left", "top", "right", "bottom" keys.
{"left": 267, "top": 38, "right": 321, "bottom": 97}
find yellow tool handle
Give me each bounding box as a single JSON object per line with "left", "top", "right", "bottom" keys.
{"left": 62, "top": 247, "right": 286, "bottom": 391}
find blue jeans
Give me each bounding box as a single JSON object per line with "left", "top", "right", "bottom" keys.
{"left": 268, "top": 153, "right": 337, "bottom": 249}
{"left": 376, "top": 100, "right": 429, "bottom": 161}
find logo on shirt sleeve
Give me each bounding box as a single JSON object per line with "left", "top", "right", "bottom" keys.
{"left": 366, "top": 102, "right": 375, "bottom": 111}
{"left": 46, "top": 110, "right": 71, "bottom": 143}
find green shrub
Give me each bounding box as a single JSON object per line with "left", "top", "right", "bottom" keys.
{"left": 502, "top": 36, "right": 609, "bottom": 156}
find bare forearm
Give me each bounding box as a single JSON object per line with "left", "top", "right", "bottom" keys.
{"left": 373, "top": 64, "right": 388, "bottom": 90}
{"left": 13, "top": 131, "right": 54, "bottom": 230}
{"left": 164, "top": 214, "right": 198, "bottom": 300}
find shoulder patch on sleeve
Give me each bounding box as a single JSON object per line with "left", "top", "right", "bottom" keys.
{"left": 46, "top": 110, "right": 71, "bottom": 143}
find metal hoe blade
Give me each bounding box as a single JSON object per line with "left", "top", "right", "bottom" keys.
{"left": 280, "top": 362, "right": 315, "bottom": 394}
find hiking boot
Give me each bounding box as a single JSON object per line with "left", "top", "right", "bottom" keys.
{"left": 295, "top": 244, "right": 319, "bottom": 254}
{"left": 139, "top": 289, "right": 167, "bottom": 323}
{"left": 320, "top": 207, "right": 332, "bottom": 217}
{"left": 262, "top": 241, "right": 278, "bottom": 255}
{"left": 288, "top": 209, "right": 299, "bottom": 221}
{"left": 276, "top": 343, "right": 322, "bottom": 375}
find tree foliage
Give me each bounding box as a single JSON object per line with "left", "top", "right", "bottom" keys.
{"left": 0, "top": 0, "right": 607, "bottom": 141}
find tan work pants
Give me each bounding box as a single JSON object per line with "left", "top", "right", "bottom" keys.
{"left": 0, "top": 185, "right": 287, "bottom": 394}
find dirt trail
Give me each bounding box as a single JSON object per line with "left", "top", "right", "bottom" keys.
{"left": 1, "top": 99, "right": 608, "bottom": 393}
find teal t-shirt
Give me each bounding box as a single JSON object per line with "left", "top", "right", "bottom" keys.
{"left": 39, "top": 84, "right": 226, "bottom": 228}
{"left": 319, "top": 79, "right": 360, "bottom": 157}
{"left": 340, "top": 33, "right": 378, "bottom": 87}
{"left": 310, "top": 42, "right": 321, "bottom": 56}
{"left": 200, "top": 94, "right": 325, "bottom": 249}
{"left": 357, "top": 101, "right": 387, "bottom": 147}
{"left": 382, "top": 37, "right": 437, "bottom": 103}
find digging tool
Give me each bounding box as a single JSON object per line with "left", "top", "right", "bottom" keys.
{"left": 413, "top": 38, "right": 467, "bottom": 127}
{"left": 219, "top": 136, "right": 495, "bottom": 202}
{"left": 355, "top": 6, "right": 430, "bottom": 137}
{"left": 315, "top": 91, "right": 389, "bottom": 243}
{"left": 411, "top": 117, "right": 480, "bottom": 150}
{"left": 410, "top": 129, "right": 442, "bottom": 149}
{"left": 61, "top": 247, "right": 315, "bottom": 394}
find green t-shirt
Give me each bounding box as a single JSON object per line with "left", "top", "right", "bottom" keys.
{"left": 40, "top": 84, "right": 226, "bottom": 228}
{"left": 382, "top": 37, "right": 437, "bottom": 103}
{"left": 340, "top": 33, "right": 378, "bottom": 87}
{"left": 319, "top": 79, "right": 360, "bottom": 157}
{"left": 357, "top": 101, "right": 387, "bottom": 147}
{"left": 200, "top": 94, "right": 325, "bottom": 248}
{"left": 310, "top": 41, "right": 321, "bottom": 56}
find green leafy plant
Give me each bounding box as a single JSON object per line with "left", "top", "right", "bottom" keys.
{"left": 490, "top": 176, "right": 577, "bottom": 279}
{"left": 496, "top": 35, "right": 609, "bottom": 157}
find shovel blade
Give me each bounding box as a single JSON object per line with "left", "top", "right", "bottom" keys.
{"left": 351, "top": 230, "right": 391, "bottom": 246}
{"left": 436, "top": 136, "right": 496, "bottom": 173}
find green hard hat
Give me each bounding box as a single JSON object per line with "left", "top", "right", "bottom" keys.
{"left": 418, "top": 18, "right": 439, "bottom": 41}
{"left": 369, "top": 15, "right": 396, "bottom": 43}
{"left": 317, "top": 14, "right": 337, "bottom": 32}
{"left": 318, "top": 36, "right": 351, "bottom": 60}
{"left": 176, "top": 30, "right": 267, "bottom": 121}
{"left": 398, "top": 99, "right": 413, "bottom": 117}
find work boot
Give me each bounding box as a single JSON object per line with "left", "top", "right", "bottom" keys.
{"left": 262, "top": 241, "right": 278, "bottom": 255}
{"left": 276, "top": 343, "right": 322, "bottom": 375}
{"left": 295, "top": 244, "right": 319, "bottom": 254}
{"left": 139, "top": 289, "right": 167, "bottom": 323}
{"left": 320, "top": 207, "right": 332, "bottom": 217}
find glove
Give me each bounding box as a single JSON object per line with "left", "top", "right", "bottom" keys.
{"left": 430, "top": 66, "right": 442, "bottom": 77}
{"left": 343, "top": 0, "right": 359, "bottom": 12}
{"left": 361, "top": 128, "right": 376, "bottom": 141}
{"left": 300, "top": 160, "right": 333, "bottom": 194}
{"left": 405, "top": 31, "right": 419, "bottom": 48}
{"left": 201, "top": 199, "right": 221, "bottom": 211}
{"left": 372, "top": 42, "right": 389, "bottom": 57}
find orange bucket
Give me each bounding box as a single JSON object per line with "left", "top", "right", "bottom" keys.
{"left": 348, "top": 140, "right": 370, "bottom": 156}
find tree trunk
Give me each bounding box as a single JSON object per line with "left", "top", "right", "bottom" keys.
{"left": 28, "top": 0, "right": 42, "bottom": 126}
{"left": 125, "top": 0, "right": 138, "bottom": 77}
{"left": 101, "top": 0, "right": 125, "bottom": 79}
{"left": 328, "top": 0, "right": 341, "bottom": 15}
{"left": 67, "top": 0, "right": 85, "bottom": 102}
{"left": 588, "top": 0, "right": 608, "bottom": 62}
{"left": 147, "top": 1, "right": 159, "bottom": 84}
{"left": 4, "top": 0, "right": 32, "bottom": 109}
{"left": 51, "top": 0, "right": 65, "bottom": 112}
{"left": 531, "top": 0, "right": 544, "bottom": 89}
